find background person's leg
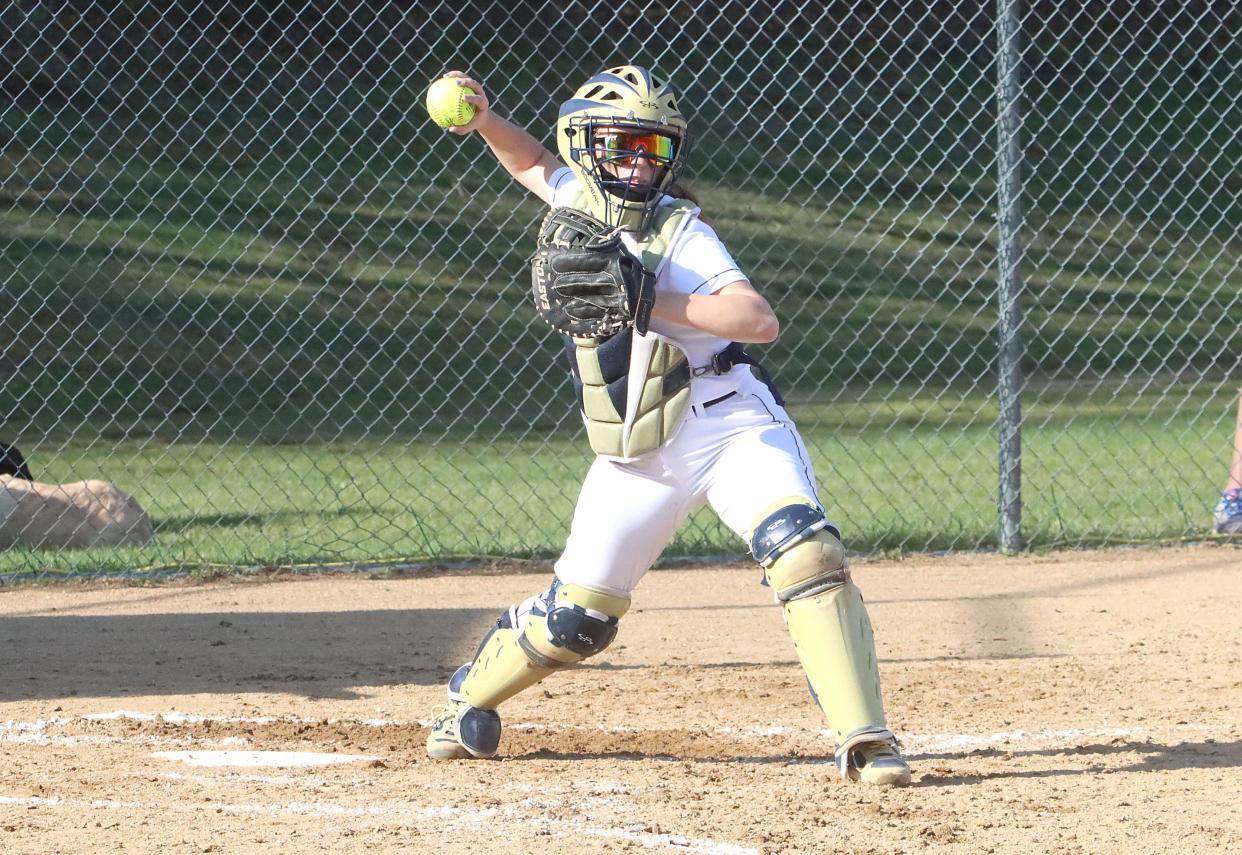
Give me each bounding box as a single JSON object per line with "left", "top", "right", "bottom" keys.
{"left": 1215, "top": 391, "right": 1242, "bottom": 534}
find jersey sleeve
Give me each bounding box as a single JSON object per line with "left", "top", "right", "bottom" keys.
{"left": 548, "top": 167, "right": 578, "bottom": 208}
{"left": 668, "top": 217, "right": 748, "bottom": 295}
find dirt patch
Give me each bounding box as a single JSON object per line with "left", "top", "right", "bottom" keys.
{"left": 2, "top": 545, "right": 1240, "bottom": 853}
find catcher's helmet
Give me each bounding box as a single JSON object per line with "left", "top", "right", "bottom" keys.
{"left": 557, "top": 65, "right": 688, "bottom": 232}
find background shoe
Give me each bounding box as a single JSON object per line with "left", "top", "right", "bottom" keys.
{"left": 1214, "top": 488, "right": 1242, "bottom": 534}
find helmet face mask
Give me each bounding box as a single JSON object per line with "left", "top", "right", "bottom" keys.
{"left": 572, "top": 119, "right": 680, "bottom": 210}
{"left": 557, "top": 66, "right": 688, "bottom": 232}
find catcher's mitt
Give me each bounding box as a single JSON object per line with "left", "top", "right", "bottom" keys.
{"left": 530, "top": 207, "right": 655, "bottom": 338}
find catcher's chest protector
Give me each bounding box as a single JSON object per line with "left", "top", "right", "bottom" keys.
{"left": 567, "top": 196, "right": 698, "bottom": 460}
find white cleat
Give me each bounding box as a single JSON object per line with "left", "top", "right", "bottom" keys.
{"left": 425, "top": 700, "right": 501, "bottom": 759}
{"left": 425, "top": 664, "right": 502, "bottom": 760}
{"left": 836, "top": 728, "right": 912, "bottom": 787}
{"left": 845, "top": 740, "right": 912, "bottom": 787}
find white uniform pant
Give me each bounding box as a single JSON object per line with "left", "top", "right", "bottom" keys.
{"left": 553, "top": 377, "right": 832, "bottom": 596}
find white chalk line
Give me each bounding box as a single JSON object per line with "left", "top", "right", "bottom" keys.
{"left": 160, "top": 770, "right": 325, "bottom": 787}
{"left": 0, "top": 793, "right": 757, "bottom": 855}
{"left": 2, "top": 710, "right": 1218, "bottom": 755}
{"left": 152, "top": 750, "right": 383, "bottom": 767}
{"left": 156, "top": 773, "right": 643, "bottom": 793}
{"left": 0, "top": 731, "right": 250, "bottom": 749}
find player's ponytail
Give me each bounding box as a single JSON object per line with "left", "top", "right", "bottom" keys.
{"left": 666, "top": 182, "right": 711, "bottom": 225}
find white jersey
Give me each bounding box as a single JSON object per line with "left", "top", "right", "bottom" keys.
{"left": 549, "top": 167, "right": 752, "bottom": 406}
{"left": 544, "top": 167, "right": 830, "bottom": 595}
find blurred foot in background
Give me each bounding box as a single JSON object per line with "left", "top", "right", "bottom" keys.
{"left": 1218, "top": 393, "right": 1242, "bottom": 535}
{"left": 1215, "top": 488, "right": 1242, "bottom": 535}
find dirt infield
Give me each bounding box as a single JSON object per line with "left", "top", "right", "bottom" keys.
{"left": 2, "top": 546, "right": 1240, "bottom": 854}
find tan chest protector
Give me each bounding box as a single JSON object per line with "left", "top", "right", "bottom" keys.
{"left": 563, "top": 194, "right": 699, "bottom": 460}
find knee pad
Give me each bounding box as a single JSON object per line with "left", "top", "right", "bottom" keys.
{"left": 518, "top": 579, "right": 630, "bottom": 668}
{"left": 458, "top": 579, "right": 630, "bottom": 710}
{"left": 749, "top": 499, "right": 848, "bottom": 602}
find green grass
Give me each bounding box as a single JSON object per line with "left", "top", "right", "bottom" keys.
{"left": 2, "top": 376, "right": 1234, "bottom": 579}
{"left": 0, "top": 44, "right": 1238, "bottom": 578}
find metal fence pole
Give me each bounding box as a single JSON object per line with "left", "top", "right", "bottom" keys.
{"left": 995, "top": 0, "right": 1026, "bottom": 552}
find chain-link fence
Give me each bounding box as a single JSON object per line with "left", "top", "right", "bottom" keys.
{"left": 1, "top": 1, "right": 1239, "bottom": 580}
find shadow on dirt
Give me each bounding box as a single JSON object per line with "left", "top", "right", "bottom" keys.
{"left": 911, "top": 738, "right": 1242, "bottom": 786}
{"left": 2, "top": 608, "right": 497, "bottom": 701}
{"left": 870, "top": 556, "right": 1237, "bottom": 606}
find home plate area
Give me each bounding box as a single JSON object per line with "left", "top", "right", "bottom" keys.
{"left": 1, "top": 548, "right": 1239, "bottom": 853}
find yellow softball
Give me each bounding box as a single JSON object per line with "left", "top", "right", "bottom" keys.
{"left": 425, "top": 77, "right": 476, "bottom": 129}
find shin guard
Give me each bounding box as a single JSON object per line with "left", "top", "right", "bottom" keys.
{"left": 784, "top": 581, "right": 888, "bottom": 744}
{"left": 751, "top": 499, "right": 890, "bottom": 745}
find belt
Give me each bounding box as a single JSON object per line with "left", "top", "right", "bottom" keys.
{"left": 689, "top": 390, "right": 737, "bottom": 419}
{"left": 692, "top": 343, "right": 785, "bottom": 407}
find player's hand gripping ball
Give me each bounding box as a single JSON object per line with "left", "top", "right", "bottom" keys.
{"left": 425, "top": 77, "right": 476, "bottom": 129}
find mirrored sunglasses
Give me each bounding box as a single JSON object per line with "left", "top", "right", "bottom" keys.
{"left": 591, "top": 130, "right": 676, "bottom": 160}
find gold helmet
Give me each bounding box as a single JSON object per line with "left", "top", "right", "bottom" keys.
{"left": 556, "top": 65, "right": 688, "bottom": 232}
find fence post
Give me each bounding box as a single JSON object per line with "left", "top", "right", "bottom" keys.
{"left": 995, "top": 0, "right": 1026, "bottom": 552}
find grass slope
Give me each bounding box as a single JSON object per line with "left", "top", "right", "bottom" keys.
{"left": 1, "top": 45, "right": 1238, "bottom": 575}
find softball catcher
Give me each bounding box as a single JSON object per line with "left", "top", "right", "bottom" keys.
{"left": 425, "top": 65, "right": 911, "bottom": 786}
